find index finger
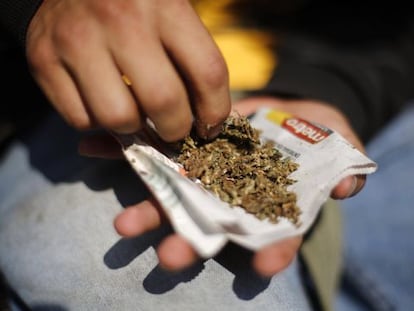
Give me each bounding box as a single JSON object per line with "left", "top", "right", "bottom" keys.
{"left": 159, "top": 1, "right": 231, "bottom": 139}
{"left": 253, "top": 236, "right": 303, "bottom": 277}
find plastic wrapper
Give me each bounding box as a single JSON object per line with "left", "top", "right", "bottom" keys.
{"left": 116, "top": 108, "right": 377, "bottom": 258}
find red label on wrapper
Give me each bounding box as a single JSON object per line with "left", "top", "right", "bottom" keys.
{"left": 282, "top": 118, "right": 332, "bottom": 144}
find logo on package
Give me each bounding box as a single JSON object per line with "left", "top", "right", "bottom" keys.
{"left": 282, "top": 118, "right": 332, "bottom": 144}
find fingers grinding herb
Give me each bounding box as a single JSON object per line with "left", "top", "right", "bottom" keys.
{"left": 176, "top": 115, "right": 301, "bottom": 225}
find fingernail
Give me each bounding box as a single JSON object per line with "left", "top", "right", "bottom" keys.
{"left": 205, "top": 123, "right": 223, "bottom": 140}
{"left": 346, "top": 176, "right": 358, "bottom": 197}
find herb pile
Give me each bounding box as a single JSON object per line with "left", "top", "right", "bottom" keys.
{"left": 176, "top": 115, "right": 301, "bottom": 225}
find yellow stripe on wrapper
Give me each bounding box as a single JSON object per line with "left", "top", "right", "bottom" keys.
{"left": 266, "top": 110, "right": 293, "bottom": 126}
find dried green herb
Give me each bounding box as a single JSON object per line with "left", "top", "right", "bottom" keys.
{"left": 176, "top": 115, "right": 301, "bottom": 225}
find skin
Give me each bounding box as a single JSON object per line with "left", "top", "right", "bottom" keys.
{"left": 79, "top": 97, "right": 366, "bottom": 278}
{"left": 26, "top": 0, "right": 231, "bottom": 141}
{"left": 24, "top": 0, "right": 365, "bottom": 279}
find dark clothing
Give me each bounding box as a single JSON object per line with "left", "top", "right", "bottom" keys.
{"left": 254, "top": 1, "right": 414, "bottom": 142}
{"left": 0, "top": 0, "right": 43, "bottom": 47}
{"left": 0, "top": 31, "right": 49, "bottom": 150}
{"left": 1, "top": 0, "right": 414, "bottom": 143}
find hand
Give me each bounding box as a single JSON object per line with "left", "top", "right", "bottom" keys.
{"left": 233, "top": 96, "right": 366, "bottom": 199}
{"left": 78, "top": 96, "right": 366, "bottom": 277}
{"left": 112, "top": 198, "right": 303, "bottom": 277}
{"left": 26, "top": 0, "right": 231, "bottom": 141}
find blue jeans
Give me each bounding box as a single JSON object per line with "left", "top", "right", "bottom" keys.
{"left": 336, "top": 103, "right": 414, "bottom": 311}
{"left": 2, "top": 103, "right": 413, "bottom": 311}
{"left": 0, "top": 113, "right": 312, "bottom": 310}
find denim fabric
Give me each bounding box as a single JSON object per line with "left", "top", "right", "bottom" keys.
{"left": 336, "top": 103, "right": 414, "bottom": 311}
{"left": 0, "top": 113, "right": 312, "bottom": 311}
